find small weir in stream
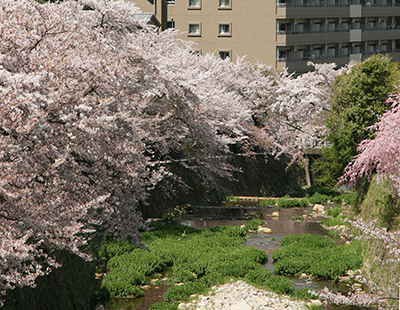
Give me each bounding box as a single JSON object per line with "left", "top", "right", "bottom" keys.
{"left": 110, "top": 204, "right": 373, "bottom": 310}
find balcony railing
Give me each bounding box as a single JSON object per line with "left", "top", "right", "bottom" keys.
{"left": 277, "top": 27, "right": 349, "bottom": 34}
{"left": 276, "top": 1, "right": 399, "bottom": 7}
{"left": 277, "top": 24, "right": 399, "bottom": 35}
{"left": 276, "top": 48, "right": 399, "bottom": 62}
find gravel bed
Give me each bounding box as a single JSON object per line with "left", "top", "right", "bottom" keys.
{"left": 177, "top": 280, "right": 315, "bottom": 310}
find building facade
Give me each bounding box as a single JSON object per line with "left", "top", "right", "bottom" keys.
{"left": 131, "top": 0, "right": 400, "bottom": 72}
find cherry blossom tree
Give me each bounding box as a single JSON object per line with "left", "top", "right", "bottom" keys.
{"left": 318, "top": 219, "right": 400, "bottom": 309}
{"left": 318, "top": 93, "right": 400, "bottom": 308}
{"left": 0, "top": 0, "right": 275, "bottom": 301}
{"left": 256, "top": 62, "right": 344, "bottom": 161}
{"left": 341, "top": 94, "right": 400, "bottom": 196}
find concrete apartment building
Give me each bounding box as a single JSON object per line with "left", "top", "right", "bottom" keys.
{"left": 132, "top": 0, "right": 400, "bottom": 72}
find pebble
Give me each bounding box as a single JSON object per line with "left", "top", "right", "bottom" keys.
{"left": 181, "top": 280, "right": 310, "bottom": 310}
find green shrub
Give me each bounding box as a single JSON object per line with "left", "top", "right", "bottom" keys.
{"left": 173, "top": 269, "right": 197, "bottom": 282}
{"left": 244, "top": 218, "right": 263, "bottom": 231}
{"left": 244, "top": 268, "right": 273, "bottom": 285}
{"left": 97, "top": 277, "right": 145, "bottom": 298}
{"left": 292, "top": 288, "right": 318, "bottom": 300}
{"left": 273, "top": 235, "right": 363, "bottom": 280}
{"left": 198, "top": 272, "right": 226, "bottom": 287}
{"left": 273, "top": 257, "right": 312, "bottom": 276}
{"left": 163, "top": 282, "right": 209, "bottom": 302}
{"left": 265, "top": 276, "right": 294, "bottom": 295}
{"left": 97, "top": 241, "right": 138, "bottom": 262}
{"left": 309, "top": 192, "right": 331, "bottom": 205}
{"left": 209, "top": 225, "right": 246, "bottom": 239}
{"left": 340, "top": 193, "right": 358, "bottom": 206}
{"left": 277, "top": 196, "right": 309, "bottom": 208}
{"left": 325, "top": 206, "right": 343, "bottom": 218}
{"left": 98, "top": 223, "right": 271, "bottom": 302}
{"left": 306, "top": 186, "right": 336, "bottom": 197}
{"left": 321, "top": 215, "right": 352, "bottom": 227}
{"left": 258, "top": 199, "right": 277, "bottom": 206}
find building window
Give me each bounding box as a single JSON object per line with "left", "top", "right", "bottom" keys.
{"left": 165, "top": 0, "right": 175, "bottom": 5}
{"left": 218, "top": 0, "right": 231, "bottom": 9}
{"left": 219, "top": 51, "right": 230, "bottom": 60}
{"left": 166, "top": 21, "right": 175, "bottom": 29}
{"left": 189, "top": 0, "right": 201, "bottom": 8}
{"left": 218, "top": 24, "right": 231, "bottom": 36}
{"left": 188, "top": 23, "right": 201, "bottom": 36}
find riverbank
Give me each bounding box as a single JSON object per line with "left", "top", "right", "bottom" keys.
{"left": 176, "top": 280, "right": 315, "bottom": 310}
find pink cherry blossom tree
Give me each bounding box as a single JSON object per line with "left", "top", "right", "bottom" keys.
{"left": 0, "top": 0, "right": 276, "bottom": 301}
{"left": 317, "top": 219, "right": 400, "bottom": 309}
{"left": 319, "top": 95, "right": 400, "bottom": 307}
{"left": 256, "top": 62, "right": 345, "bottom": 161}
{"left": 341, "top": 94, "right": 400, "bottom": 196}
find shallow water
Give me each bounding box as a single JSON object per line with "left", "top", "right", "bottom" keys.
{"left": 113, "top": 205, "right": 371, "bottom": 310}
{"left": 175, "top": 205, "right": 370, "bottom": 310}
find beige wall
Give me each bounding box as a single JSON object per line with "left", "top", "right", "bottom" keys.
{"left": 132, "top": 0, "right": 278, "bottom": 67}
{"left": 131, "top": 0, "right": 400, "bottom": 73}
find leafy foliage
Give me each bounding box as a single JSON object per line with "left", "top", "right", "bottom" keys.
{"left": 316, "top": 54, "right": 400, "bottom": 186}
{"left": 265, "top": 276, "right": 294, "bottom": 295}
{"left": 277, "top": 196, "right": 309, "bottom": 208}
{"left": 272, "top": 234, "right": 362, "bottom": 281}
{"left": 309, "top": 192, "right": 330, "bottom": 205}
{"left": 243, "top": 218, "right": 263, "bottom": 231}
{"left": 98, "top": 224, "right": 269, "bottom": 299}
{"left": 163, "top": 282, "right": 208, "bottom": 302}
{"left": 258, "top": 199, "right": 278, "bottom": 206}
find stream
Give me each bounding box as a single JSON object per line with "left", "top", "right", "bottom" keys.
{"left": 113, "top": 205, "right": 372, "bottom": 310}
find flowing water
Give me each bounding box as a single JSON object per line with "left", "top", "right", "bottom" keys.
{"left": 112, "top": 204, "right": 371, "bottom": 310}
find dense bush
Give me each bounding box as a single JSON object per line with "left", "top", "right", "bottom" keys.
{"left": 244, "top": 218, "right": 263, "bottom": 231}
{"left": 325, "top": 206, "right": 343, "bottom": 218}
{"left": 306, "top": 185, "right": 337, "bottom": 197}
{"left": 258, "top": 199, "right": 277, "bottom": 206}
{"left": 341, "top": 193, "right": 358, "bottom": 206}
{"left": 277, "top": 196, "right": 309, "bottom": 208}
{"left": 309, "top": 192, "right": 331, "bottom": 205}
{"left": 97, "top": 223, "right": 273, "bottom": 302}
{"left": 97, "top": 241, "right": 139, "bottom": 263}
{"left": 244, "top": 268, "right": 273, "bottom": 286}
{"left": 292, "top": 288, "right": 318, "bottom": 300}
{"left": 272, "top": 234, "right": 362, "bottom": 281}
{"left": 321, "top": 215, "right": 352, "bottom": 227}
{"left": 265, "top": 276, "right": 294, "bottom": 295}
{"left": 163, "top": 282, "right": 208, "bottom": 302}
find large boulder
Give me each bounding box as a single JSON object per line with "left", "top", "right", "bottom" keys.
{"left": 312, "top": 204, "right": 325, "bottom": 217}
{"left": 257, "top": 227, "right": 272, "bottom": 234}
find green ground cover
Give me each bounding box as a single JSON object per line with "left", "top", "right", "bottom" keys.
{"left": 97, "top": 222, "right": 297, "bottom": 309}
{"left": 272, "top": 234, "right": 363, "bottom": 281}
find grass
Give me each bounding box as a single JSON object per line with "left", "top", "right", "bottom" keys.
{"left": 277, "top": 195, "right": 309, "bottom": 208}
{"left": 243, "top": 218, "right": 263, "bottom": 231}
{"left": 272, "top": 234, "right": 363, "bottom": 282}
{"left": 97, "top": 222, "right": 300, "bottom": 309}
{"left": 258, "top": 199, "right": 277, "bottom": 206}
